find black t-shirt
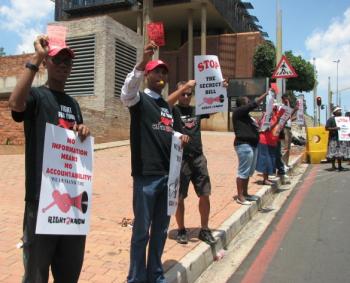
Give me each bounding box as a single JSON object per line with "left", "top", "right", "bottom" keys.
{"left": 326, "top": 116, "right": 338, "bottom": 141}
{"left": 12, "top": 86, "right": 83, "bottom": 202}
{"left": 173, "top": 105, "right": 209, "bottom": 157}
{"left": 129, "top": 92, "right": 180, "bottom": 176}
{"left": 232, "top": 101, "right": 260, "bottom": 147}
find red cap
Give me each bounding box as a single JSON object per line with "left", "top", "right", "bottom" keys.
{"left": 145, "top": 60, "right": 168, "bottom": 74}
{"left": 48, "top": 45, "right": 75, "bottom": 58}
{"left": 270, "top": 82, "right": 279, "bottom": 94}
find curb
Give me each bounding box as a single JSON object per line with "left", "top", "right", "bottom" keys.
{"left": 165, "top": 152, "right": 305, "bottom": 283}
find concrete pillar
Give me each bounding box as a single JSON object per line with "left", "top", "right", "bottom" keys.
{"left": 188, "top": 9, "right": 194, "bottom": 79}
{"left": 137, "top": 11, "right": 142, "bottom": 35}
{"left": 201, "top": 2, "right": 207, "bottom": 55}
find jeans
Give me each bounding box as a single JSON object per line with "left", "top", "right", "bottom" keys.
{"left": 234, "top": 144, "right": 258, "bottom": 179}
{"left": 127, "top": 175, "right": 170, "bottom": 283}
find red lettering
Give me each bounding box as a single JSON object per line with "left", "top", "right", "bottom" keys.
{"left": 197, "top": 59, "right": 220, "bottom": 72}
{"left": 67, "top": 138, "right": 76, "bottom": 144}
{"left": 64, "top": 163, "right": 73, "bottom": 169}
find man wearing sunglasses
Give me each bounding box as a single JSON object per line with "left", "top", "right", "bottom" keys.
{"left": 167, "top": 80, "right": 217, "bottom": 245}
{"left": 8, "top": 34, "right": 90, "bottom": 283}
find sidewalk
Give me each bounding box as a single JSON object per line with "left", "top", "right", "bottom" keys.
{"left": 0, "top": 132, "right": 304, "bottom": 283}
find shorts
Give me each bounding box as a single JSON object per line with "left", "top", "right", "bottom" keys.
{"left": 235, "top": 143, "right": 258, "bottom": 179}
{"left": 179, "top": 154, "right": 211, "bottom": 199}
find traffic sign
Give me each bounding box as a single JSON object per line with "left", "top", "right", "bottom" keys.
{"left": 272, "top": 55, "right": 298, "bottom": 78}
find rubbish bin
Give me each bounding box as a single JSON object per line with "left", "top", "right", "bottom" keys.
{"left": 306, "top": 126, "right": 329, "bottom": 164}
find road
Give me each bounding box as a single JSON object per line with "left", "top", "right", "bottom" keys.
{"left": 196, "top": 163, "right": 350, "bottom": 283}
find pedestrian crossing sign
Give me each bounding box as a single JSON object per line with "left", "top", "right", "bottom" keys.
{"left": 272, "top": 55, "right": 298, "bottom": 78}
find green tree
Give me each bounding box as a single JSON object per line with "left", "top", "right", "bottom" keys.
{"left": 284, "top": 51, "right": 315, "bottom": 92}
{"left": 0, "top": 47, "right": 5, "bottom": 56}
{"left": 253, "top": 41, "right": 276, "bottom": 78}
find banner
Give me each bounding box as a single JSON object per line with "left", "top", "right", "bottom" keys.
{"left": 167, "top": 132, "right": 183, "bottom": 216}
{"left": 194, "top": 55, "right": 227, "bottom": 115}
{"left": 261, "top": 90, "right": 276, "bottom": 131}
{"left": 296, "top": 95, "right": 305, "bottom": 126}
{"left": 36, "top": 123, "right": 94, "bottom": 235}
{"left": 335, "top": 117, "right": 350, "bottom": 141}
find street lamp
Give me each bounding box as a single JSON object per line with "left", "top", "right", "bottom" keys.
{"left": 333, "top": 59, "right": 340, "bottom": 106}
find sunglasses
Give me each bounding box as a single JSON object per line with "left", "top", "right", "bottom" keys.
{"left": 182, "top": 92, "right": 193, "bottom": 97}
{"left": 50, "top": 56, "right": 73, "bottom": 67}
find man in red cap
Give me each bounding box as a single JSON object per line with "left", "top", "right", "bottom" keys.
{"left": 8, "top": 34, "right": 90, "bottom": 283}
{"left": 121, "top": 41, "right": 188, "bottom": 283}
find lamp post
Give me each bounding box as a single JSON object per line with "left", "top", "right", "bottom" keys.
{"left": 333, "top": 59, "right": 340, "bottom": 106}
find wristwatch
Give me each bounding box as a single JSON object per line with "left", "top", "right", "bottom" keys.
{"left": 25, "top": 62, "right": 39, "bottom": 72}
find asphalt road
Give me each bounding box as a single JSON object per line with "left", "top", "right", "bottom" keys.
{"left": 229, "top": 163, "right": 350, "bottom": 283}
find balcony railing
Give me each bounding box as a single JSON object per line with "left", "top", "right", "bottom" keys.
{"left": 62, "top": 0, "right": 137, "bottom": 13}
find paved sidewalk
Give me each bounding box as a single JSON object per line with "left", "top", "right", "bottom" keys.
{"left": 0, "top": 132, "right": 302, "bottom": 283}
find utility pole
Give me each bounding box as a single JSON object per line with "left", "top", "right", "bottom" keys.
{"left": 327, "top": 76, "right": 332, "bottom": 120}
{"left": 333, "top": 59, "right": 340, "bottom": 106}
{"left": 276, "top": 0, "right": 283, "bottom": 103}
{"left": 313, "top": 58, "right": 317, "bottom": 126}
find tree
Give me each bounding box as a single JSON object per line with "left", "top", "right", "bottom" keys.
{"left": 253, "top": 41, "right": 276, "bottom": 78}
{"left": 284, "top": 51, "right": 315, "bottom": 93}
{"left": 0, "top": 47, "right": 5, "bottom": 57}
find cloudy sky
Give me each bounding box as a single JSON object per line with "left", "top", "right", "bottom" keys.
{"left": 1, "top": 0, "right": 350, "bottom": 121}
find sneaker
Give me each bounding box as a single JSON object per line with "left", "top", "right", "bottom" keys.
{"left": 198, "top": 229, "right": 217, "bottom": 245}
{"left": 280, "top": 175, "right": 291, "bottom": 185}
{"left": 244, "top": 195, "right": 259, "bottom": 201}
{"left": 176, "top": 229, "right": 188, "bottom": 244}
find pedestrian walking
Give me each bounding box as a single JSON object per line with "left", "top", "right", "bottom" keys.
{"left": 121, "top": 41, "right": 189, "bottom": 283}
{"left": 8, "top": 34, "right": 90, "bottom": 283}
{"left": 232, "top": 90, "right": 268, "bottom": 205}
{"left": 167, "top": 80, "right": 216, "bottom": 245}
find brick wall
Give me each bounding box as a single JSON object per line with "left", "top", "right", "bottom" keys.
{"left": 0, "top": 98, "right": 24, "bottom": 144}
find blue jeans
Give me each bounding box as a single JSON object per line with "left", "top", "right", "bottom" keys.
{"left": 127, "top": 175, "right": 170, "bottom": 283}
{"left": 235, "top": 144, "right": 258, "bottom": 179}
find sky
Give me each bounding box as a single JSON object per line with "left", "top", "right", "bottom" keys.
{"left": 0, "top": 0, "right": 350, "bottom": 122}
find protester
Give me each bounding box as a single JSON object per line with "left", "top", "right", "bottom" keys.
{"left": 121, "top": 41, "right": 189, "bottom": 283}
{"left": 8, "top": 34, "right": 90, "bottom": 283}
{"left": 325, "top": 107, "right": 347, "bottom": 171}
{"left": 256, "top": 105, "right": 280, "bottom": 186}
{"left": 281, "top": 94, "right": 293, "bottom": 167}
{"left": 232, "top": 91, "right": 268, "bottom": 205}
{"left": 167, "top": 80, "right": 216, "bottom": 245}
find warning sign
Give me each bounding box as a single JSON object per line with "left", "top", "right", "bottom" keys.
{"left": 272, "top": 55, "right": 298, "bottom": 79}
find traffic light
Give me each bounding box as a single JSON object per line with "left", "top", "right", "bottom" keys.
{"left": 316, "top": 96, "right": 322, "bottom": 107}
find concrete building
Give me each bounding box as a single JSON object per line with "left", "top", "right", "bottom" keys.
{"left": 0, "top": 0, "right": 266, "bottom": 144}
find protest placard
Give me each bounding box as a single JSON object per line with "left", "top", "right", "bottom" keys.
{"left": 147, "top": 22, "right": 165, "bottom": 46}
{"left": 36, "top": 123, "right": 94, "bottom": 235}
{"left": 261, "top": 90, "right": 276, "bottom": 131}
{"left": 194, "top": 55, "right": 227, "bottom": 115}
{"left": 335, "top": 116, "right": 350, "bottom": 141}
{"left": 167, "top": 132, "right": 183, "bottom": 216}
{"left": 47, "top": 25, "right": 67, "bottom": 51}
{"left": 296, "top": 95, "right": 305, "bottom": 126}
{"left": 273, "top": 105, "right": 293, "bottom": 136}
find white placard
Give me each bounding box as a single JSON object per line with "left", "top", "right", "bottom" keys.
{"left": 296, "top": 95, "right": 304, "bottom": 126}
{"left": 194, "top": 55, "right": 227, "bottom": 115}
{"left": 167, "top": 132, "right": 183, "bottom": 216}
{"left": 335, "top": 117, "right": 350, "bottom": 141}
{"left": 36, "top": 123, "right": 94, "bottom": 235}
{"left": 261, "top": 90, "right": 276, "bottom": 131}
{"left": 274, "top": 105, "right": 293, "bottom": 136}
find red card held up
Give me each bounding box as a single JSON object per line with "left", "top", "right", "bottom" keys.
{"left": 147, "top": 22, "right": 165, "bottom": 46}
